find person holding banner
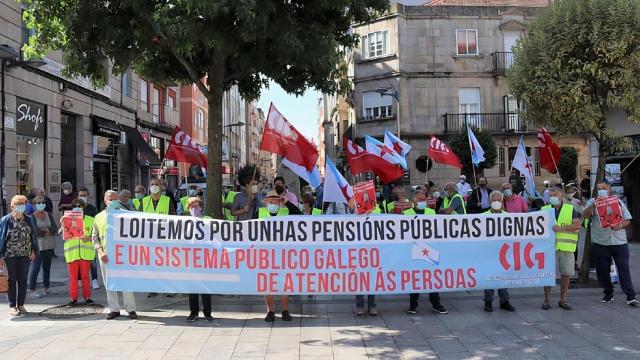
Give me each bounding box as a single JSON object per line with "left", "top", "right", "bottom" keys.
{"left": 61, "top": 199, "right": 95, "bottom": 307}
{"left": 184, "top": 197, "right": 214, "bottom": 322}
{"left": 231, "top": 165, "right": 261, "bottom": 221}
{"left": 440, "top": 182, "right": 467, "bottom": 215}
{"left": 300, "top": 194, "right": 322, "bottom": 215}
{"left": 132, "top": 185, "right": 146, "bottom": 211}
{"left": 92, "top": 191, "right": 138, "bottom": 320}
{"left": 582, "top": 182, "right": 638, "bottom": 306}
{"left": 78, "top": 186, "right": 100, "bottom": 290}
{"left": 542, "top": 187, "right": 581, "bottom": 310}
{"left": 178, "top": 184, "right": 201, "bottom": 215}
{"left": 273, "top": 176, "right": 298, "bottom": 205}
{"left": 501, "top": 183, "right": 528, "bottom": 214}
{"left": 405, "top": 189, "right": 448, "bottom": 315}
{"left": 469, "top": 177, "right": 492, "bottom": 214}
{"left": 482, "top": 191, "right": 516, "bottom": 312}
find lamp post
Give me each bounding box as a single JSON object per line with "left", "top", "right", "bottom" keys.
{"left": 375, "top": 87, "right": 400, "bottom": 137}
{"left": 0, "top": 45, "right": 46, "bottom": 215}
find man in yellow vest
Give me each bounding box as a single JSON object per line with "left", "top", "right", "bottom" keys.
{"left": 440, "top": 182, "right": 467, "bottom": 215}
{"left": 77, "top": 186, "right": 100, "bottom": 290}
{"left": 222, "top": 183, "right": 237, "bottom": 221}
{"left": 404, "top": 189, "right": 448, "bottom": 315}
{"left": 92, "top": 190, "right": 137, "bottom": 320}
{"left": 482, "top": 191, "right": 516, "bottom": 312}
{"left": 63, "top": 198, "right": 95, "bottom": 307}
{"left": 542, "top": 186, "right": 581, "bottom": 311}
{"left": 259, "top": 195, "right": 302, "bottom": 321}
{"left": 132, "top": 185, "right": 146, "bottom": 211}
{"left": 178, "top": 185, "right": 202, "bottom": 215}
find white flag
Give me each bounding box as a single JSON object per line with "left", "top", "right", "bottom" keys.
{"left": 411, "top": 242, "right": 440, "bottom": 265}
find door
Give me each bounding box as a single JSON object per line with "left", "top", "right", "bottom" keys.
{"left": 93, "top": 159, "right": 111, "bottom": 211}
{"left": 502, "top": 31, "right": 521, "bottom": 68}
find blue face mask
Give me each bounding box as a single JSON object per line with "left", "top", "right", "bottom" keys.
{"left": 35, "top": 203, "right": 46, "bottom": 211}
{"left": 502, "top": 189, "right": 513, "bottom": 197}
{"left": 188, "top": 189, "right": 197, "bottom": 197}
{"left": 14, "top": 205, "right": 26, "bottom": 214}
{"left": 415, "top": 202, "right": 427, "bottom": 211}
{"left": 549, "top": 196, "right": 561, "bottom": 206}
{"left": 267, "top": 204, "right": 279, "bottom": 214}
{"left": 597, "top": 189, "right": 609, "bottom": 198}
{"left": 107, "top": 201, "right": 122, "bottom": 211}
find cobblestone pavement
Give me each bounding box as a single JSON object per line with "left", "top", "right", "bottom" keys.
{"left": 1, "top": 244, "right": 640, "bottom": 360}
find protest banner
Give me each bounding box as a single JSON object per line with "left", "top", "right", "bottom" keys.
{"left": 595, "top": 195, "right": 624, "bottom": 229}
{"left": 62, "top": 210, "right": 85, "bottom": 240}
{"left": 105, "top": 210, "right": 556, "bottom": 295}
{"left": 353, "top": 181, "right": 376, "bottom": 215}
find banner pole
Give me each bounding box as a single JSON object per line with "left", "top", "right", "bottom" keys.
{"left": 547, "top": 146, "right": 563, "bottom": 185}
{"left": 620, "top": 152, "right": 640, "bottom": 176}
{"left": 466, "top": 126, "right": 481, "bottom": 204}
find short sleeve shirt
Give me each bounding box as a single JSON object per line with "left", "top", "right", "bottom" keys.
{"left": 232, "top": 191, "right": 258, "bottom": 221}
{"left": 448, "top": 196, "right": 464, "bottom": 214}
{"left": 5, "top": 218, "right": 32, "bottom": 257}
{"left": 591, "top": 199, "right": 632, "bottom": 246}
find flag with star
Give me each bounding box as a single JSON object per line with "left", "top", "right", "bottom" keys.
{"left": 411, "top": 242, "right": 440, "bottom": 265}
{"left": 512, "top": 136, "right": 536, "bottom": 196}
{"left": 365, "top": 135, "right": 407, "bottom": 169}
{"left": 384, "top": 130, "right": 411, "bottom": 159}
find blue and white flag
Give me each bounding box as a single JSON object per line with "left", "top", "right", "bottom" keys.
{"left": 365, "top": 135, "right": 408, "bottom": 169}
{"left": 467, "top": 127, "right": 485, "bottom": 166}
{"left": 322, "top": 156, "right": 354, "bottom": 204}
{"left": 512, "top": 136, "right": 536, "bottom": 196}
{"left": 282, "top": 158, "right": 322, "bottom": 189}
{"left": 384, "top": 130, "right": 412, "bottom": 158}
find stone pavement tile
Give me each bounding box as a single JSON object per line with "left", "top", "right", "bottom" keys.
{"left": 270, "top": 326, "right": 301, "bottom": 336}
{"left": 477, "top": 324, "right": 515, "bottom": 337}
{"left": 268, "top": 335, "right": 300, "bottom": 349}
{"left": 326, "top": 303, "right": 353, "bottom": 313}
{"left": 129, "top": 349, "right": 168, "bottom": 360}
{"left": 452, "top": 327, "right": 492, "bottom": 344}
{"left": 153, "top": 326, "right": 186, "bottom": 336}
{"left": 200, "top": 335, "right": 238, "bottom": 351}
{"left": 391, "top": 334, "right": 428, "bottom": 347}
{"left": 332, "top": 346, "right": 368, "bottom": 358}
{"left": 330, "top": 337, "right": 363, "bottom": 348}
{"left": 116, "top": 328, "right": 155, "bottom": 342}
{"left": 299, "top": 344, "right": 333, "bottom": 356}
{"left": 11, "top": 336, "right": 56, "bottom": 350}
{"left": 365, "top": 346, "right": 403, "bottom": 360}
{"left": 416, "top": 325, "right": 453, "bottom": 339}
{"left": 505, "top": 349, "right": 546, "bottom": 360}
{"left": 399, "top": 345, "right": 437, "bottom": 360}
{"left": 551, "top": 333, "right": 596, "bottom": 348}
{"left": 427, "top": 337, "right": 466, "bottom": 354}
{"left": 230, "top": 357, "right": 262, "bottom": 360}
{"left": 196, "top": 349, "right": 233, "bottom": 360}
{"left": 299, "top": 356, "right": 334, "bottom": 360}
{"left": 177, "top": 329, "right": 212, "bottom": 343}
{"left": 533, "top": 321, "right": 573, "bottom": 335}
{"left": 435, "top": 351, "right": 480, "bottom": 360}
{"left": 139, "top": 335, "right": 179, "bottom": 350}
{"left": 0, "top": 348, "right": 38, "bottom": 360}
{"left": 164, "top": 341, "right": 205, "bottom": 358}
{"left": 230, "top": 343, "right": 267, "bottom": 358}
{"left": 505, "top": 324, "right": 545, "bottom": 339}
{"left": 527, "top": 339, "right": 577, "bottom": 357}
{"left": 568, "top": 346, "right": 617, "bottom": 360}
{"left": 362, "top": 337, "right": 397, "bottom": 349}
{"left": 488, "top": 335, "right": 532, "bottom": 351}
{"left": 95, "top": 323, "right": 133, "bottom": 335}
{"left": 209, "top": 326, "right": 242, "bottom": 337}
{"left": 265, "top": 348, "right": 299, "bottom": 360}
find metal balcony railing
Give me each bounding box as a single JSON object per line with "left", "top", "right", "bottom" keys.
{"left": 443, "top": 112, "right": 531, "bottom": 134}
{"left": 491, "top": 52, "right": 514, "bottom": 75}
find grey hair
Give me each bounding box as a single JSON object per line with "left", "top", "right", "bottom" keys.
{"left": 489, "top": 190, "right": 503, "bottom": 200}
{"left": 119, "top": 189, "right": 131, "bottom": 198}
{"left": 61, "top": 181, "right": 73, "bottom": 190}
{"left": 103, "top": 190, "right": 118, "bottom": 200}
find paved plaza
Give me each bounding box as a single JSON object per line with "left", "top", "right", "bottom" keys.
{"left": 2, "top": 244, "right": 640, "bottom": 360}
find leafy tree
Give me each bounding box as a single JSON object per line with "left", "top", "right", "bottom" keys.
{"left": 448, "top": 126, "right": 497, "bottom": 181}
{"left": 558, "top": 146, "right": 579, "bottom": 184}
{"left": 21, "top": 0, "right": 389, "bottom": 218}
{"left": 508, "top": 0, "right": 640, "bottom": 282}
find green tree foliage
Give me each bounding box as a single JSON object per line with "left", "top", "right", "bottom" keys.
{"left": 558, "top": 146, "right": 579, "bottom": 184}
{"left": 448, "top": 126, "right": 497, "bottom": 181}
{"left": 20, "top": 0, "right": 390, "bottom": 218}
{"left": 507, "top": 0, "right": 640, "bottom": 282}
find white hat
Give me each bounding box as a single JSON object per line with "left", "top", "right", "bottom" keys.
{"left": 460, "top": 175, "right": 467, "bottom": 180}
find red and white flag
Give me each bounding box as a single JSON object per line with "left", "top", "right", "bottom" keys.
{"left": 537, "top": 128, "right": 560, "bottom": 174}
{"left": 165, "top": 127, "right": 208, "bottom": 168}
{"left": 428, "top": 135, "right": 462, "bottom": 169}
{"left": 260, "top": 103, "right": 318, "bottom": 171}
{"left": 343, "top": 131, "right": 404, "bottom": 184}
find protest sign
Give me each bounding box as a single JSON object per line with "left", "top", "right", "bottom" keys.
{"left": 390, "top": 201, "right": 414, "bottom": 214}
{"left": 106, "top": 210, "right": 556, "bottom": 295}
{"left": 62, "top": 210, "right": 85, "bottom": 240}
{"left": 353, "top": 181, "right": 376, "bottom": 215}
{"left": 595, "top": 195, "right": 624, "bottom": 229}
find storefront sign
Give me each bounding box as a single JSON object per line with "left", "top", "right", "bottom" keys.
{"left": 92, "top": 118, "right": 121, "bottom": 140}
{"left": 16, "top": 98, "right": 46, "bottom": 138}
{"left": 106, "top": 210, "right": 556, "bottom": 295}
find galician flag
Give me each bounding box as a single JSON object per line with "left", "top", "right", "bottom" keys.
{"left": 411, "top": 242, "right": 440, "bottom": 265}
{"left": 281, "top": 159, "right": 322, "bottom": 189}
{"left": 322, "top": 156, "right": 354, "bottom": 204}
{"left": 512, "top": 136, "right": 536, "bottom": 195}
{"left": 365, "top": 135, "right": 407, "bottom": 169}
{"left": 384, "top": 130, "right": 411, "bottom": 158}
{"left": 467, "top": 127, "right": 485, "bottom": 166}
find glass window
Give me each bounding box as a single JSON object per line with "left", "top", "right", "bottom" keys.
{"left": 16, "top": 135, "right": 45, "bottom": 195}
{"left": 498, "top": 147, "right": 505, "bottom": 177}
{"left": 121, "top": 69, "right": 132, "bottom": 98}
{"left": 456, "top": 29, "right": 478, "bottom": 55}
{"left": 362, "top": 91, "right": 393, "bottom": 119}
{"left": 362, "top": 31, "right": 389, "bottom": 59}
{"left": 152, "top": 87, "right": 160, "bottom": 123}
{"left": 140, "top": 79, "right": 148, "bottom": 110}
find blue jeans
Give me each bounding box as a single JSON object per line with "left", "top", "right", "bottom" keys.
{"left": 355, "top": 295, "right": 376, "bottom": 308}
{"left": 593, "top": 243, "right": 636, "bottom": 299}
{"left": 28, "top": 249, "right": 54, "bottom": 290}
{"left": 90, "top": 257, "right": 98, "bottom": 280}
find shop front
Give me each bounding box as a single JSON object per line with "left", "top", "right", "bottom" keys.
{"left": 607, "top": 135, "right": 640, "bottom": 242}
{"left": 15, "top": 98, "right": 47, "bottom": 195}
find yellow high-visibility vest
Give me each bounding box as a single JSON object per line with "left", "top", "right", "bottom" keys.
{"left": 404, "top": 207, "right": 436, "bottom": 215}
{"left": 442, "top": 193, "right": 467, "bottom": 214}
{"left": 142, "top": 195, "right": 170, "bottom": 214}
{"left": 258, "top": 207, "right": 289, "bottom": 218}
{"left": 543, "top": 204, "right": 579, "bottom": 252}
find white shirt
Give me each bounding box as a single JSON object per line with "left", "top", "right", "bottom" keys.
{"left": 457, "top": 182, "right": 472, "bottom": 196}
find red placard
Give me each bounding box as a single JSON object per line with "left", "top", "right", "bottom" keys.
{"left": 353, "top": 181, "right": 376, "bottom": 215}
{"left": 595, "top": 195, "right": 624, "bottom": 229}
{"left": 391, "top": 201, "right": 414, "bottom": 214}
{"left": 62, "top": 210, "right": 85, "bottom": 240}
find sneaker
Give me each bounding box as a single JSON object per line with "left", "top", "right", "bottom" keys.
{"left": 43, "top": 289, "right": 57, "bottom": 296}
{"left": 28, "top": 291, "right": 42, "bottom": 299}
{"left": 484, "top": 301, "right": 493, "bottom": 312}
{"left": 368, "top": 306, "right": 378, "bottom": 316}
{"left": 500, "top": 301, "right": 516, "bottom": 312}
{"left": 406, "top": 307, "right": 418, "bottom": 315}
{"left": 106, "top": 312, "right": 120, "bottom": 320}
{"left": 9, "top": 307, "right": 20, "bottom": 317}
{"left": 92, "top": 279, "right": 100, "bottom": 290}
{"left": 541, "top": 302, "right": 551, "bottom": 310}
{"left": 355, "top": 307, "right": 365, "bottom": 315}
{"left": 558, "top": 301, "right": 573, "bottom": 310}
{"left": 602, "top": 294, "right": 614, "bottom": 303}
{"left": 627, "top": 298, "right": 639, "bottom": 307}
{"left": 264, "top": 311, "right": 276, "bottom": 322}
{"left": 281, "top": 310, "right": 293, "bottom": 321}
{"left": 432, "top": 304, "right": 448, "bottom": 314}
{"left": 147, "top": 292, "right": 158, "bottom": 298}
{"left": 85, "top": 299, "right": 94, "bottom": 305}
{"left": 17, "top": 306, "right": 27, "bottom": 315}
{"left": 186, "top": 313, "right": 198, "bottom": 322}
{"left": 128, "top": 311, "right": 138, "bottom": 320}
{"left": 66, "top": 300, "right": 78, "bottom": 308}
{"left": 203, "top": 314, "right": 214, "bottom": 323}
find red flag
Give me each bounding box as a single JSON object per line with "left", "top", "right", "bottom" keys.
{"left": 260, "top": 103, "right": 318, "bottom": 171}
{"left": 165, "top": 127, "right": 208, "bottom": 168}
{"left": 428, "top": 135, "right": 462, "bottom": 169}
{"left": 537, "top": 128, "right": 560, "bottom": 173}
{"left": 343, "top": 134, "right": 404, "bottom": 184}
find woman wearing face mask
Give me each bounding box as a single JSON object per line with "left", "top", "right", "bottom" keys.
{"left": 185, "top": 197, "right": 214, "bottom": 322}
{"left": 0, "top": 195, "right": 39, "bottom": 317}
{"left": 27, "top": 196, "right": 58, "bottom": 299}
{"left": 300, "top": 194, "right": 322, "bottom": 215}
{"left": 179, "top": 185, "right": 201, "bottom": 216}
{"left": 58, "top": 182, "right": 78, "bottom": 213}
{"left": 60, "top": 199, "right": 95, "bottom": 307}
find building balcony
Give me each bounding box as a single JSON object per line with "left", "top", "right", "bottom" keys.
{"left": 491, "top": 52, "right": 514, "bottom": 75}
{"left": 151, "top": 104, "right": 180, "bottom": 127}
{"left": 443, "top": 112, "right": 532, "bottom": 134}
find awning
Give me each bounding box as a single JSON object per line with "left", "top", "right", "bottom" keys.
{"left": 120, "top": 125, "right": 162, "bottom": 165}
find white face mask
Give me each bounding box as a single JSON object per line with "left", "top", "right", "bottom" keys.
{"left": 416, "top": 202, "right": 427, "bottom": 211}
{"left": 251, "top": 185, "right": 259, "bottom": 194}
{"left": 432, "top": 191, "right": 440, "bottom": 199}
{"left": 491, "top": 201, "right": 502, "bottom": 211}
{"left": 149, "top": 185, "right": 160, "bottom": 194}
{"left": 549, "top": 196, "right": 561, "bottom": 206}
{"left": 63, "top": 190, "right": 71, "bottom": 195}
{"left": 267, "top": 204, "right": 279, "bottom": 214}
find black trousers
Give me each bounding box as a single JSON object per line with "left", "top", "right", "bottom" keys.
{"left": 188, "top": 294, "right": 212, "bottom": 315}
{"left": 409, "top": 292, "right": 441, "bottom": 309}
{"left": 5, "top": 256, "right": 30, "bottom": 307}
{"left": 593, "top": 243, "right": 636, "bottom": 299}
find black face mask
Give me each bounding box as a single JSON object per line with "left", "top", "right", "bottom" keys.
{"left": 391, "top": 194, "right": 400, "bottom": 201}
{"left": 275, "top": 185, "right": 284, "bottom": 194}
{"left": 479, "top": 183, "right": 487, "bottom": 188}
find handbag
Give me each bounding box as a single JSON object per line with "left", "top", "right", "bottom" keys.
{"left": 0, "top": 259, "right": 8, "bottom": 293}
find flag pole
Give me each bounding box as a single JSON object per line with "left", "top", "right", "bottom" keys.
{"left": 620, "top": 152, "right": 640, "bottom": 176}
{"left": 547, "top": 146, "right": 563, "bottom": 185}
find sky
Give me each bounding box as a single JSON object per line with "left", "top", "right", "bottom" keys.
{"left": 258, "top": 82, "right": 321, "bottom": 142}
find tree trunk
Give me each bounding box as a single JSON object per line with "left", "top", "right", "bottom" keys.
{"left": 205, "top": 67, "right": 225, "bottom": 219}
{"left": 578, "top": 140, "right": 608, "bottom": 284}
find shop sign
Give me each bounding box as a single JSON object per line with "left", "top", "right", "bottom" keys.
{"left": 92, "top": 118, "right": 121, "bottom": 140}
{"left": 16, "top": 98, "right": 46, "bottom": 138}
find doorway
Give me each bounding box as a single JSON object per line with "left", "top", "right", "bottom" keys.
{"left": 60, "top": 114, "right": 77, "bottom": 187}
{"left": 93, "top": 159, "right": 111, "bottom": 211}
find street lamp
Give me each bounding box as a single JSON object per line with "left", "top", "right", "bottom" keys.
{"left": 224, "top": 122, "right": 245, "bottom": 128}
{"left": 1, "top": 44, "right": 46, "bottom": 215}
{"left": 375, "top": 87, "right": 401, "bottom": 137}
